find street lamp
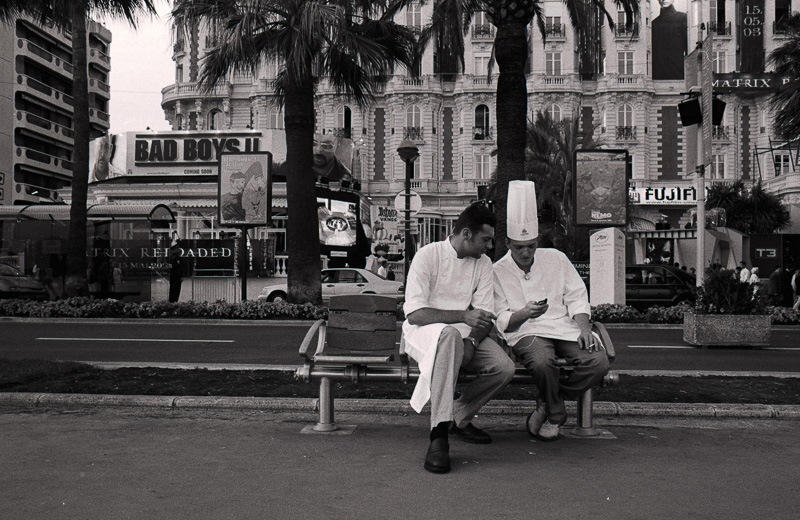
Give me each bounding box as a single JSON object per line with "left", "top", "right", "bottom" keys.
{"left": 397, "top": 140, "right": 419, "bottom": 282}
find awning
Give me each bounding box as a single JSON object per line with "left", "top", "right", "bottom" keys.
{"left": 0, "top": 203, "right": 176, "bottom": 222}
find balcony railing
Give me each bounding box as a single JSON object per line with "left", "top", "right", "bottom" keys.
{"left": 472, "top": 24, "right": 494, "bottom": 40}
{"left": 472, "top": 126, "right": 493, "bottom": 140}
{"left": 616, "top": 126, "right": 637, "bottom": 140}
{"left": 614, "top": 22, "right": 639, "bottom": 38}
{"left": 544, "top": 23, "right": 566, "bottom": 39}
{"left": 544, "top": 75, "right": 566, "bottom": 85}
{"left": 712, "top": 125, "right": 730, "bottom": 140}
{"left": 709, "top": 21, "right": 732, "bottom": 36}
{"left": 472, "top": 75, "right": 493, "bottom": 86}
{"left": 403, "top": 126, "right": 424, "bottom": 141}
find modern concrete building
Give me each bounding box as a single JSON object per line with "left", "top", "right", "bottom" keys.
{"left": 0, "top": 15, "right": 112, "bottom": 206}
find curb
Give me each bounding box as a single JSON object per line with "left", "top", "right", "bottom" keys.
{"left": 2, "top": 393, "right": 799, "bottom": 420}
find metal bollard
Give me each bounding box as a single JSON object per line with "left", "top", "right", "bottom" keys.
{"left": 571, "top": 388, "right": 601, "bottom": 437}
{"left": 313, "top": 377, "right": 339, "bottom": 432}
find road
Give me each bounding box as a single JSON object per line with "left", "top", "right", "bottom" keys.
{"left": 1, "top": 319, "right": 799, "bottom": 373}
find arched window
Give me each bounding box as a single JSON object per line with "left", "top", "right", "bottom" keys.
{"left": 474, "top": 104, "right": 491, "bottom": 140}
{"left": 547, "top": 104, "right": 561, "bottom": 121}
{"left": 175, "top": 114, "right": 183, "bottom": 131}
{"left": 269, "top": 107, "right": 283, "bottom": 129}
{"left": 617, "top": 104, "right": 635, "bottom": 139}
{"left": 337, "top": 106, "right": 352, "bottom": 138}
{"left": 208, "top": 109, "right": 222, "bottom": 130}
{"left": 405, "top": 105, "right": 422, "bottom": 140}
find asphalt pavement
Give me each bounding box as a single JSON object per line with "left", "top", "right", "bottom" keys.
{"left": 1, "top": 406, "right": 798, "bottom": 519}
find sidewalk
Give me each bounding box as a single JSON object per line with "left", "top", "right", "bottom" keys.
{"left": 1, "top": 406, "right": 798, "bottom": 519}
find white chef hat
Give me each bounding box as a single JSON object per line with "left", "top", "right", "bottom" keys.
{"left": 507, "top": 180, "right": 538, "bottom": 241}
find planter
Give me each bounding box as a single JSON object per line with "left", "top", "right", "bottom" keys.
{"left": 683, "top": 311, "right": 771, "bottom": 348}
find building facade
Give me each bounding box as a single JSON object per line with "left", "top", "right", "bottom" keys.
{"left": 159, "top": 0, "right": 799, "bottom": 261}
{"left": 0, "top": 15, "right": 112, "bottom": 205}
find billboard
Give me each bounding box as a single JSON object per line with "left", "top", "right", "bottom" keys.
{"left": 651, "top": 0, "right": 688, "bottom": 80}
{"left": 574, "top": 149, "right": 629, "bottom": 227}
{"left": 218, "top": 152, "right": 272, "bottom": 226}
{"left": 89, "top": 130, "right": 287, "bottom": 180}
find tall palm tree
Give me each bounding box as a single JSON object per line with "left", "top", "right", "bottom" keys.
{"left": 422, "top": 0, "right": 638, "bottom": 259}
{"left": 769, "top": 13, "right": 800, "bottom": 140}
{"left": 172, "top": 0, "right": 416, "bottom": 304}
{"left": 487, "top": 111, "right": 597, "bottom": 259}
{"left": 0, "top": 1, "right": 158, "bottom": 296}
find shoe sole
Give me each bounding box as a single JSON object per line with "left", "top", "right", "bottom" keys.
{"left": 424, "top": 462, "right": 451, "bottom": 473}
{"left": 450, "top": 434, "right": 491, "bottom": 444}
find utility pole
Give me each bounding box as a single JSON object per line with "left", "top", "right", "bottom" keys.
{"left": 696, "top": 24, "right": 713, "bottom": 287}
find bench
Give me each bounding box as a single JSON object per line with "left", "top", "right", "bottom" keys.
{"left": 296, "top": 294, "right": 618, "bottom": 436}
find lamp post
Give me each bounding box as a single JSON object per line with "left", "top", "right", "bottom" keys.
{"left": 397, "top": 140, "right": 419, "bottom": 282}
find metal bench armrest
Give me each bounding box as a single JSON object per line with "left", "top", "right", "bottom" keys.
{"left": 592, "top": 321, "right": 615, "bottom": 363}
{"left": 298, "top": 319, "right": 326, "bottom": 362}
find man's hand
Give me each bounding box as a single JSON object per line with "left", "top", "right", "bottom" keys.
{"left": 521, "top": 300, "right": 549, "bottom": 321}
{"left": 463, "top": 309, "right": 495, "bottom": 329}
{"left": 574, "top": 314, "right": 598, "bottom": 352}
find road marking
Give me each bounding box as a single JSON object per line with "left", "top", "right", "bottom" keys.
{"left": 627, "top": 345, "right": 697, "bottom": 349}
{"left": 37, "top": 337, "right": 234, "bottom": 343}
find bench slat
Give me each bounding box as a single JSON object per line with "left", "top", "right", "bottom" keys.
{"left": 326, "top": 329, "right": 397, "bottom": 352}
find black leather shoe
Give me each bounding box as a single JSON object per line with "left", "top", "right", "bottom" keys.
{"left": 449, "top": 422, "right": 492, "bottom": 444}
{"left": 424, "top": 437, "right": 451, "bottom": 473}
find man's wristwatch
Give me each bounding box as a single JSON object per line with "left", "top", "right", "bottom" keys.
{"left": 464, "top": 336, "right": 479, "bottom": 348}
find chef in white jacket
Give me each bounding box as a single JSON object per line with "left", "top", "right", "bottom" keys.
{"left": 402, "top": 202, "right": 515, "bottom": 474}
{"left": 493, "top": 181, "right": 609, "bottom": 441}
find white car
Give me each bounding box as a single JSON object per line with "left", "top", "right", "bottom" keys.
{"left": 258, "top": 268, "right": 405, "bottom": 302}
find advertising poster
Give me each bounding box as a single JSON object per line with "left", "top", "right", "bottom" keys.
{"left": 651, "top": 0, "right": 688, "bottom": 80}
{"left": 645, "top": 238, "right": 675, "bottom": 265}
{"left": 370, "top": 204, "right": 404, "bottom": 257}
{"left": 574, "top": 149, "right": 629, "bottom": 227}
{"left": 318, "top": 196, "right": 358, "bottom": 247}
{"left": 218, "top": 152, "right": 272, "bottom": 226}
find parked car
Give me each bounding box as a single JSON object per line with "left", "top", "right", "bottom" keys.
{"left": 0, "top": 263, "right": 49, "bottom": 300}
{"left": 625, "top": 264, "right": 696, "bottom": 309}
{"left": 258, "top": 268, "right": 405, "bottom": 303}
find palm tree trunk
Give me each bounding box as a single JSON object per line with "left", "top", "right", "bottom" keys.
{"left": 284, "top": 84, "right": 322, "bottom": 304}
{"left": 65, "top": 1, "right": 90, "bottom": 296}
{"left": 492, "top": 20, "right": 529, "bottom": 259}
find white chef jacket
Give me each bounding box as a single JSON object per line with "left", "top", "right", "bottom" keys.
{"left": 493, "top": 248, "right": 591, "bottom": 346}
{"left": 402, "top": 239, "right": 494, "bottom": 412}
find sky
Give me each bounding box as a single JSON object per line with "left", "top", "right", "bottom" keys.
{"left": 102, "top": 3, "right": 174, "bottom": 135}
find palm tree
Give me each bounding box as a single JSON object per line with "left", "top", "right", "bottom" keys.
{"left": 769, "top": 13, "right": 800, "bottom": 140}
{"left": 706, "top": 181, "right": 790, "bottom": 234}
{"left": 0, "top": 1, "right": 158, "bottom": 296}
{"left": 172, "top": 0, "right": 416, "bottom": 304}
{"left": 422, "top": 0, "right": 639, "bottom": 259}
{"left": 488, "top": 111, "right": 597, "bottom": 259}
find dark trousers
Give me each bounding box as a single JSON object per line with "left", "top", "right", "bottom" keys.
{"left": 511, "top": 336, "right": 609, "bottom": 424}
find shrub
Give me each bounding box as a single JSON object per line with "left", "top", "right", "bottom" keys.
{"left": 694, "top": 267, "right": 766, "bottom": 315}
{"left": 590, "top": 303, "right": 644, "bottom": 323}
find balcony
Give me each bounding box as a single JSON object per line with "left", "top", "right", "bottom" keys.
{"left": 17, "top": 38, "right": 73, "bottom": 78}
{"left": 616, "top": 75, "right": 641, "bottom": 85}
{"left": 543, "top": 23, "right": 566, "bottom": 40}
{"left": 709, "top": 21, "right": 732, "bottom": 36}
{"left": 472, "top": 126, "right": 493, "bottom": 141}
{"left": 89, "top": 108, "right": 110, "bottom": 128}
{"left": 403, "top": 126, "right": 424, "bottom": 141}
{"left": 712, "top": 125, "right": 730, "bottom": 140}
{"left": 15, "top": 146, "right": 73, "bottom": 177}
{"left": 16, "top": 74, "right": 73, "bottom": 112}
{"left": 88, "top": 47, "right": 110, "bottom": 70}
{"left": 88, "top": 77, "right": 110, "bottom": 98}
{"left": 471, "top": 75, "right": 494, "bottom": 87}
{"left": 16, "top": 110, "right": 74, "bottom": 144}
{"left": 614, "top": 22, "right": 639, "bottom": 39}
{"left": 161, "top": 81, "right": 231, "bottom": 104}
{"left": 472, "top": 24, "right": 495, "bottom": 40}
{"left": 616, "top": 126, "right": 637, "bottom": 141}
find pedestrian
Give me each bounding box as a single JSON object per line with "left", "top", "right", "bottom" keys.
{"left": 748, "top": 267, "right": 761, "bottom": 298}
{"left": 169, "top": 238, "right": 184, "bottom": 303}
{"left": 767, "top": 266, "right": 783, "bottom": 306}
{"left": 792, "top": 268, "right": 800, "bottom": 311}
{"left": 738, "top": 261, "right": 750, "bottom": 283}
{"left": 402, "top": 202, "right": 515, "bottom": 474}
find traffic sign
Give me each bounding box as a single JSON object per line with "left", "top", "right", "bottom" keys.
{"left": 394, "top": 190, "right": 422, "bottom": 216}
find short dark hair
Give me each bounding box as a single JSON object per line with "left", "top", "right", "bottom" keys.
{"left": 740, "top": 261, "right": 747, "bottom": 266}
{"left": 453, "top": 203, "right": 496, "bottom": 235}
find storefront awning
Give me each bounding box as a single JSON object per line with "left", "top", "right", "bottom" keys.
{"left": 0, "top": 204, "right": 176, "bottom": 222}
